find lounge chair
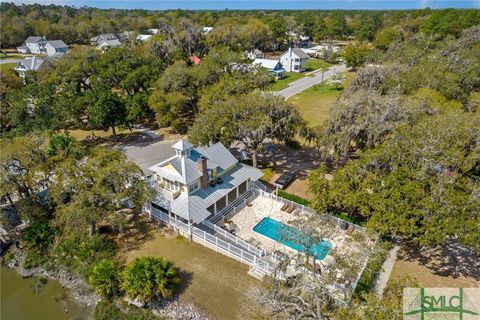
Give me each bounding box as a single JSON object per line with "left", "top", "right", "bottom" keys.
{"left": 286, "top": 205, "right": 295, "bottom": 213}
{"left": 280, "top": 203, "right": 289, "bottom": 211}
{"left": 246, "top": 237, "right": 255, "bottom": 244}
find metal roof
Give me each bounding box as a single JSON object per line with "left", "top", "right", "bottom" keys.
{"left": 46, "top": 40, "right": 68, "bottom": 49}
{"left": 25, "top": 36, "right": 47, "bottom": 43}
{"left": 15, "top": 57, "right": 45, "bottom": 71}
{"left": 172, "top": 139, "right": 193, "bottom": 151}
{"left": 253, "top": 58, "right": 282, "bottom": 70}
{"left": 155, "top": 163, "right": 263, "bottom": 223}
{"left": 282, "top": 47, "right": 309, "bottom": 59}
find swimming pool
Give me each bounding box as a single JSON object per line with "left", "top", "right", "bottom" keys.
{"left": 253, "top": 217, "right": 332, "bottom": 259}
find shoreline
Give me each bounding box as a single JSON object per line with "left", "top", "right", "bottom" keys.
{"left": 4, "top": 245, "right": 99, "bottom": 307}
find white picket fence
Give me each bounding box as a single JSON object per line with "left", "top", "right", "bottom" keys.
{"left": 253, "top": 187, "right": 366, "bottom": 233}
{"left": 146, "top": 205, "right": 275, "bottom": 275}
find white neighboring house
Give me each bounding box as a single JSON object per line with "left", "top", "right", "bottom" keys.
{"left": 14, "top": 56, "right": 45, "bottom": 79}
{"left": 136, "top": 34, "right": 153, "bottom": 41}
{"left": 90, "top": 34, "right": 119, "bottom": 47}
{"left": 245, "top": 49, "right": 264, "bottom": 60}
{"left": 16, "top": 46, "right": 30, "bottom": 54}
{"left": 252, "top": 58, "right": 285, "bottom": 80}
{"left": 25, "top": 36, "right": 48, "bottom": 54}
{"left": 148, "top": 28, "right": 160, "bottom": 35}
{"left": 202, "top": 26, "right": 213, "bottom": 33}
{"left": 280, "top": 47, "right": 309, "bottom": 73}
{"left": 45, "top": 40, "right": 68, "bottom": 57}
{"left": 97, "top": 39, "right": 121, "bottom": 50}
{"left": 148, "top": 139, "right": 263, "bottom": 225}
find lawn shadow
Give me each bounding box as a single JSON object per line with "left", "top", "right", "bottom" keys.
{"left": 118, "top": 214, "right": 156, "bottom": 252}
{"left": 175, "top": 269, "right": 194, "bottom": 296}
{"left": 398, "top": 240, "right": 480, "bottom": 281}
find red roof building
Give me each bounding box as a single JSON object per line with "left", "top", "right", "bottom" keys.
{"left": 189, "top": 55, "right": 201, "bottom": 65}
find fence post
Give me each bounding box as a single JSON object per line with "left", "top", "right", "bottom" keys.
{"left": 227, "top": 243, "right": 231, "bottom": 257}
{"left": 203, "top": 230, "right": 206, "bottom": 246}
{"left": 215, "top": 237, "right": 218, "bottom": 252}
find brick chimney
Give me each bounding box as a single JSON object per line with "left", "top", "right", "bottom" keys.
{"left": 198, "top": 156, "right": 208, "bottom": 189}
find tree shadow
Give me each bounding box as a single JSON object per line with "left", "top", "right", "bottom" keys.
{"left": 117, "top": 214, "right": 156, "bottom": 252}
{"left": 175, "top": 269, "right": 193, "bottom": 296}
{"left": 398, "top": 240, "right": 480, "bottom": 281}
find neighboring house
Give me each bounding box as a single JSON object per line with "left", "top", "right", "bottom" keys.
{"left": 280, "top": 47, "right": 309, "bottom": 73}
{"left": 202, "top": 26, "right": 213, "bottom": 33}
{"left": 118, "top": 31, "right": 133, "bottom": 42}
{"left": 148, "top": 139, "right": 263, "bottom": 225}
{"left": 189, "top": 55, "right": 201, "bottom": 65}
{"left": 25, "top": 36, "right": 48, "bottom": 54}
{"left": 136, "top": 34, "right": 152, "bottom": 41}
{"left": 97, "top": 39, "right": 121, "bottom": 50}
{"left": 148, "top": 28, "right": 160, "bottom": 35}
{"left": 90, "top": 34, "right": 119, "bottom": 46}
{"left": 252, "top": 58, "right": 285, "bottom": 80}
{"left": 16, "top": 45, "right": 30, "bottom": 54}
{"left": 245, "top": 49, "right": 264, "bottom": 60}
{"left": 45, "top": 40, "right": 68, "bottom": 56}
{"left": 14, "top": 56, "right": 46, "bottom": 79}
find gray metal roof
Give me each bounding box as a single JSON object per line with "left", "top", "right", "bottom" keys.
{"left": 15, "top": 57, "right": 45, "bottom": 71}
{"left": 282, "top": 47, "right": 309, "bottom": 59}
{"left": 172, "top": 139, "right": 193, "bottom": 151}
{"left": 149, "top": 141, "right": 238, "bottom": 185}
{"left": 156, "top": 163, "right": 263, "bottom": 223}
{"left": 25, "top": 36, "right": 47, "bottom": 43}
{"left": 46, "top": 40, "right": 68, "bottom": 49}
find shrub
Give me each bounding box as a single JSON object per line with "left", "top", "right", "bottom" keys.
{"left": 23, "top": 221, "right": 55, "bottom": 251}
{"left": 122, "top": 257, "right": 180, "bottom": 304}
{"left": 88, "top": 259, "right": 123, "bottom": 298}
{"left": 277, "top": 190, "right": 311, "bottom": 206}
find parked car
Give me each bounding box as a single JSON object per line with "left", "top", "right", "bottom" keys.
{"left": 273, "top": 172, "right": 296, "bottom": 189}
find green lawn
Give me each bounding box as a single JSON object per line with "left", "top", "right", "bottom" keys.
{"left": 0, "top": 63, "right": 16, "bottom": 72}
{"left": 304, "top": 58, "right": 331, "bottom": 72}
{"left": 288, "top": 71, "right": 355, "bottom": 127}
{"left": 123, "top": 229, "right": 260, "bottom": 320}
{"left": 269, "top": 72, "right": 307, "bottom": 91}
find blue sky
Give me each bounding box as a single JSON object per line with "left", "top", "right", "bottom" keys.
{"left": 8, "top": 0, "right": 480, "bottom": 10}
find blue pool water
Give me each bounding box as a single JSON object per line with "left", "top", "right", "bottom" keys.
{"left": 253, "top": 217, "right": 332, "bottom": 259}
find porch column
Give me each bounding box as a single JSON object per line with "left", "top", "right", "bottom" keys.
{"left": 214, "top": 202, "right": 217, "bottom": 214}
{"left": 225, "top": 194, "right": 229, "bottom": 207}
{"left": 236, "top": 186, "right": 239, "bottom": 198}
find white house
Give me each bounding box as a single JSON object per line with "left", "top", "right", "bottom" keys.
{"left": 245, "top": 49, "right": 264, "bottom": 60}
{"left": 25, "top": 36, "right": 48, "bottom": 54}
{"left": 252, "top": 58, "right": 285, "bottom": 80}
{"left": 90, "top": 34, "right": 119, "bottom": 47}
{"left": 148, "top": 139, "right": 263, "bottom": 225}
{"left": 45, "top": 40, "right": 68, "bottom": 57}
{"left": 96, "top": 39, "right": 121, "bottom": 50}
{"left": 16, "top": 46, "right": 30, "bottom": 54}
{"left": 280, "top": 47, "right": 309, "bottom": 73}
{"left": 148, "top": 28, "right": 160, "bottom": 35}
{"left": 136, "top": 34, "right": 152, "bottom": 41}
{"left": 14, "top": 56, "right": 46, "bottom": 79}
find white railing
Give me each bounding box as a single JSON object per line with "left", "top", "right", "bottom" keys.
{"left": 252, "top": 186, "right": 366, "bottom": 233}
{"left": 203, "top": 220, "right": 265, "bottom": 257}
{"left": 147, "top": 206, "right": 275, "bottom": 275}
{"left": 208, "top": 189, "right": 255, "bottom": 224}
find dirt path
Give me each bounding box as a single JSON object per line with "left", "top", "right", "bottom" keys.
{"left": 374, "top": 239, "right": 400, "bottom": 296}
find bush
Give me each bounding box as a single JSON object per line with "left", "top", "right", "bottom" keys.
{"left": 354, "top": 240, "right": 390, "bottom": 296}
{"left": 171, "top": 118, "right": 188, "bottom": 134}
{"left": 23, "top": 249, "right": 49, "bottom": 269}
{"left": 54, "top": 234, "right": 117, "bottom": 276}
{"left": 30, "top": 276, "right": 48, "bottom": 293}
{"left": 285, "top": 139, "right": 302, "bottom": 150}
{"left": 277, "top": 190, "right": 311, "bottom": 206}
{"left": 122, "top": 257, "right": 180, "bottom": 304}
{"left": 23, "top": 221, "right": 55, "bottom": 251}
{"left": 88, "top": 259, "right": 123, "bottom": 298}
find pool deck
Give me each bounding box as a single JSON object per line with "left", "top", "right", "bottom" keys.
{"left": 228, "top": 195, "right": 367, "bottom": 270}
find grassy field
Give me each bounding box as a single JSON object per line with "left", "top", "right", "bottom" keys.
{"left": 288, "top": 71, "right": 355, "bottom": 127}
{"left": 269, "top": 72, "right": 307, "bottom": 91}
{"left": 122, "top": 229, "right": 260, "bottom": 320}
{"left": 304, "top": 58, "right": 331, "bottom": 72}
{"left": 0, "top": 63, "right": 16, "bottom": 72}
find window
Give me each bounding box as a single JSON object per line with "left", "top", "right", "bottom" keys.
{"left": 163, "top": 178, "right": 176, "bottom": 191}
{"left": 294, "top": 65, "right": 299, "bottom": 70}
{"left": 189, "top": 181, "right": 199, "bottom": 193}
{"left": 294, "top": 58, "right": 299, "bottom": 62}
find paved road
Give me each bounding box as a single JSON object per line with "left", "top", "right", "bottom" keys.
{"left": 274, "top": 63, "right": 347, "bottom": 99}
{"left": 0, "top": 58, "right": 20, "bottom": 64}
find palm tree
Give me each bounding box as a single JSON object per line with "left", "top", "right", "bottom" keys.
{"left": 88, "top": 259, "right": 122, "bottom": 298}
{"left": 122, "top": 257, "right": 181, "bottom": 305}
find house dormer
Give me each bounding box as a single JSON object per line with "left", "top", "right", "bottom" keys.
{"left": 172, "top": 139, "right": 193, "bottom": 157}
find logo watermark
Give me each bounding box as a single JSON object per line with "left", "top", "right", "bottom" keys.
{"left": 404, "top": 288, "right": 480, "bottom": 319}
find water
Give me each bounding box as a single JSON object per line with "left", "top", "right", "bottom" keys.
{"left": 1, "top": 267, "right": 93, "bottom": 320}
{"left": 253, "top": 217, "right": 332, "bottom": 259}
